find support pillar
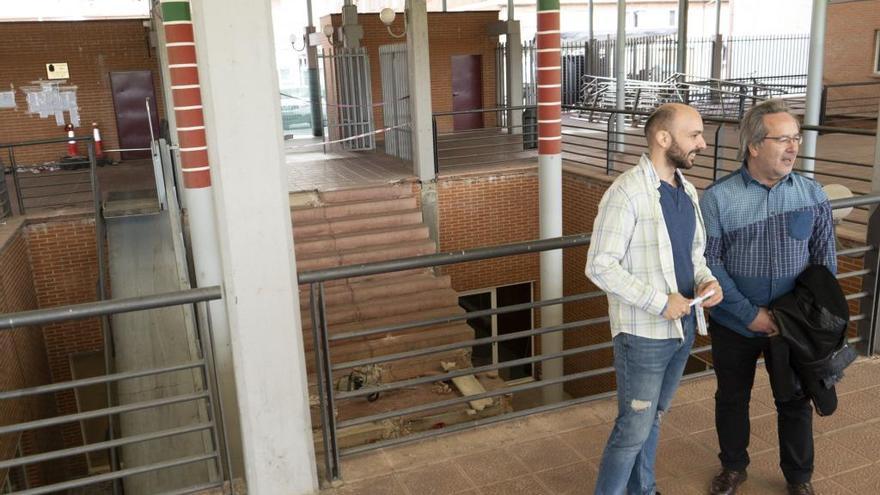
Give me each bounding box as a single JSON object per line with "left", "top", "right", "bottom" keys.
{"left": 615, "top": 0, "right": 626, "bottom": 152}
{"left": 191, "top": 0, "right": 318, "bottom": 492}
{"left": 537, "top": 0, "right": 564, "bottom": 404}
{"left": 802, "top": 0, "right": 827, "bottom": 177}
{"left": 157, "top": 0, "right": 244, "bottom": 481}
{"left": 676, "top": 0, "right": 689, "bottom": 77}
{"left": 507, "top": 21, "right": 523, "bottom": 134}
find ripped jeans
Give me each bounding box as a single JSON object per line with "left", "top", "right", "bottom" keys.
{"left": 594, "top": 317, "right": 696, "bottom": 495}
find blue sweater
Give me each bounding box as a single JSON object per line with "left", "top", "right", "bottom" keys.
{"left": 699, "top": 165, "right": 837, "bottom": 338}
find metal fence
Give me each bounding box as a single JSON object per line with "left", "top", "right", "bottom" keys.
{"left": 319, "top": 46, "right": 376, "bottom": 151}
{"left": 302, "top": 186, "right": 879, "bottom": 483}
{"left": 0, "top": 287, "right": 229, "bottom": 494}
{"left": 503, "top": 34, "right": 810, "bottom": 110}
{"left": 821, "top": 81, "right": 880, "bottom": 126}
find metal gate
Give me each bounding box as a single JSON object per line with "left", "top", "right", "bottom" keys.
{"left": 319, "top": 46, "right": 375, "bottom": 151}
{"left": 378, "top": 43, "right": 411, "bottom": 161}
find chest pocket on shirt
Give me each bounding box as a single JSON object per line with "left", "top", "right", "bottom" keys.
{"left": 786, "top": 209, "right": 814, "bottom": 240}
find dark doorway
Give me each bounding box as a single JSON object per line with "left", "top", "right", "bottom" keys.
{"left": 109, "top": 71, "right": 160, "bottom": 160}
{"left": 451, "top": 54, "right": 484, "bottom": 131}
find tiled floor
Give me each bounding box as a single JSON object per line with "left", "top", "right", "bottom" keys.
{"left": 322, "top": 358, "right": 880, "bottom": 494}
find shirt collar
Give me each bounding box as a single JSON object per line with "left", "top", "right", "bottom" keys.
{"left": 739, "top": 160, "right": 793, "bottom": 189}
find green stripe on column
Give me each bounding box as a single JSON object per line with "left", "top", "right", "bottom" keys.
{"left": 537, "top": 0, "right": 560, "bottom": 10}
{"left": 162, "top": 1, "right": 192, "bottom": 23}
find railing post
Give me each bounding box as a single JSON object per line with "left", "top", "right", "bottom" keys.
{"left": 9, "top": 147, "right": 24, "bottom": 215}
{"left": 738, "top": 86, "right": 746, "bottom": 119}
{"left": 859, "top": 207, "right": 880, "bottom": 356}
{"left": 310, "top": 282, "right": 340, "bottom": 483}
{"left": 819, "top": 85, "right": 828, "bottom": 126}
{"left": 712, "top": 123, "right": 723, "bottom": 182}
{"left": 606, "top": 115, "right": 614, "bottom": 175}
{"left": 432, "top": 116, "right": 439, "bottom": 175}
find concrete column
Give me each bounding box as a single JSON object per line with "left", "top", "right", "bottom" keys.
{"left": 801, "top": 0, "right": 827, "bottom": 177}
{"left": 615, "top": 0, "right": 626, "bottom": 149}
{"left": 306, "top": 0, "right": 323, "bottom": 137}
{"left": 507, "top": 22, "right": 523, "bottom": 134}
{"left": 341, "top": 0, "right": 363, "bottom": 48}
{"left": 710, "top": 0, "right": 723, "bottom": 80}
{"left": 406, "top": 0, "right": 435, "bottom": 183}
{"left": 190, "top": 0, "right": 318, "bottom": 493}
{"left": 537, "top": 0, "right": 564, "bottom": 404}
{"left": 155, "top": 0, "right": 244, "bottom": 480}
{"left": 676, "top": 0, "right": 688, "bottom": 77}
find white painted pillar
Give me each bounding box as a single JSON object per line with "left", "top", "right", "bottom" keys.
{"left": 406, "top": 0, "right": 435, "bottom": 182}
{"left": 190, "top": 0, "right": 318, "bottom": 493}
{"left": 802, "top": 0, "right": 827, "bottom": 177}
{"left": 676, "top": 0, "right": 689, "bottom": 77}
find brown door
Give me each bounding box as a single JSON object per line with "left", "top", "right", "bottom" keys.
{"left": 451, "top": 55, "right": 484, "bottom": 131}
{"left": 109, "top": 71, "right": 160, "bottom": 160}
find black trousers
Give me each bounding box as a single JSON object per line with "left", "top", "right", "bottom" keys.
{"left": 709, "top": 320, "right": 814, "bottom": 484}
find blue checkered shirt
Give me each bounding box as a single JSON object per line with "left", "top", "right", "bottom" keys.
{"left": 700, "top": 165, "right": 837, "bottom": 337}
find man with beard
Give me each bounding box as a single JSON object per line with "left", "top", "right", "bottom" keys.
{"left": 701, "top": 100, "right": 835, "bottom": 495}
{"left": 587, "top": 103, "right": 722, "bottom": 495}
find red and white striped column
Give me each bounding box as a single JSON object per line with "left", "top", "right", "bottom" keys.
{"left": 537, "top": 0, "right": 564, "bottom": 403}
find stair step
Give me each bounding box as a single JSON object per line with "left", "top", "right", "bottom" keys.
{"left": 294, "top": 224, "right": 430, "bottom": 257}
{"left": 293, "top": 208, "right": 423, "bottom": 239}
{"left": 299, "top": 272, "right": 452, "bottom": 310}
{"left": 318, "top": 182, "right": 416, "bottom": 204}
{"left": 301, "top": 287, "right": 460, "bottom": 329}
{"left": 295, "top": 239, "right": 436, "bottom": 273}
{"left": 292, "top": 196, "right": 418, "bottom": 224}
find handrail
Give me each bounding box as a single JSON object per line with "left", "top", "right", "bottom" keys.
{"left": 824, "top": 80, "right": 880, "bottom": 89}
{"left": 0, "top": 135, "right": 93, "bottom": 149}
{"left": 0, "top": 286, "right": 222, "bottom": 330}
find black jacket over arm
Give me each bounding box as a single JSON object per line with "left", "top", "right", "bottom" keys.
{"left": 769, "top": 264, "right": 857, "bottom": 416}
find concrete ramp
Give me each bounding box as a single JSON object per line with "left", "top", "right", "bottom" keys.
{"left": 105, "top": 199, "right": 215, "bottom": 493}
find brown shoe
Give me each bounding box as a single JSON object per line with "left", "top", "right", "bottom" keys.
{"left": 787, "top": 482, "right": 815, "bottom": 495}
{"left": 709, "top": 468, "right": 747, "bottom": 495}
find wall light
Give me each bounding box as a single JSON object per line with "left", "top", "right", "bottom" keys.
{"left": 379, "top": 8, "right": 406, "bottom": 38}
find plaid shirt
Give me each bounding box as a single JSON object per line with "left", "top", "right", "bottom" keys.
{"left": 586, "top": 154, "right": 716, "bottom": 340}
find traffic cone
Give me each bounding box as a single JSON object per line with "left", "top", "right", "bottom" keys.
{"left": 65, "top": 123, "right": 79, "bottom": 157}
{"left": 92, "top": 122, "right": 105, "bottom": 160}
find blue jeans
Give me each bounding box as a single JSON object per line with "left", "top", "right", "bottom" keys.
{"left": 594, "top": 317, "right": 696, "bottom": 495}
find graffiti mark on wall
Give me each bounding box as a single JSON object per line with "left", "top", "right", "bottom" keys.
{"left": 20, "top": 81, "right": 80, "bottom": 127}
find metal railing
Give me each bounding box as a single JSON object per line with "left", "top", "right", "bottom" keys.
{"left": 0, "top": 136, "right": 99, "bottom": 216}
{"left": 0, "top": 287, "right": 229, "bottom": 494}
{"left": 820, "top": 81, "right": 880, "bottom": 126}
{"left": 302, "top": 192, "right": 880, "bottom": 483}
{"left": 431, "top": 106, "right": 537, "bottom": 173}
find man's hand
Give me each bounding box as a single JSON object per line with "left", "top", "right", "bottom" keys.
{"left": 662, "top": 293, "right": 692, "bottom": 320}
{"left": 696, "top": 280, "right": 723, "bottom": 308}
{"left": 747, "top": 307, "right": 779, "bottom": 335}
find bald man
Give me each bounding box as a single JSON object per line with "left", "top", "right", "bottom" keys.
{"left": 586, "top": 103, "right": 723, "bottom": 495}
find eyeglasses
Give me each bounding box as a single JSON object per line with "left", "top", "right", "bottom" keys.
{"left": 762, "top": 134, "right": 803, "bottom": 145}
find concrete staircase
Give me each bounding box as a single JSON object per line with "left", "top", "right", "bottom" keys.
{"left": 290, "top": 182, "right": 509, "bottom": 449}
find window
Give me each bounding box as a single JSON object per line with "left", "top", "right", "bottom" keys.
{"left": 458, "top": 282, "right": 534, "bottom": 383}
{"left": 874, "top": 30, "right": 880, "bottom": 75}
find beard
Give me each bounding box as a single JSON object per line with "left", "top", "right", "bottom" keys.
{"left": 666, "top": 139, "right": 697, "bottom": 170}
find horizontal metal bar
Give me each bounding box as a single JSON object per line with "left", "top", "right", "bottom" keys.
{"left": 334, "top": 316, "right": 607, "bottom": 371}
{"left": 0, "top": 360, "right": 205, "bottom": 400}
{"left": 433, "top": 105, "right": 535, "bottom": 117}
{"left": 0, "top": 286, "right": 222, "bottom": 330}
{"left": 831, "top": 193, "right": 880, "bottom": 210}
{"left": 102, "top": 147, "right": 152, "bottom": 152}
{"left": 0, "top": 422, "right": 214, "bottom": 471}
{"left": 156, "top": 481, "right": 227, "bottom": 495}
{"left": 299, "top": 234, "right": 591, "bottom": 284}
{"left": 0, "top": 136, "right": 93, "bottom": 148}
{"left": 337, "top": 341, "right": 613, "bottom": 400}
{"left": 330, "top": 291, "right": 602, "bottom": 342}
{"left": 13, "top": 453, "right": 217, "bottom": 495}
{"left": 340, "top": 365, "right": 616, "bottom": 429}
{"left": 837, "top": 269, "right": 871, "bottom": 280}
{"left": 824, "top": 80, "right": 880, "bottom": 88}
{"left": 16, "top": 178, "right": 92, "bottom": 190}
{"left": 0, "top": 391, "right": 209, "bottom": 436}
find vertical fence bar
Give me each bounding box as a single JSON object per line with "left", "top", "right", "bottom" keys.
{"left": 605, "top": 116, "right": 613, "bottom": 175}
{"left": 10, "top": 147, "right": 24, "bottom": 214}
{"left": 309, "top": 283, "right": 334, "bottom": 482}
{"left": 432, "top": 117, "right": 439, "bottom": 175}
{"left": 713, "top": 123, "right": 723, "bottom": 181}
{"left": 201, "top": 302, "right": 234, "bottom": 486}
{"left": 318, "top": 282, "right": 340, "bottom": 481}
{"left": 860, "top": 207, "right": 880, "bottom": 356}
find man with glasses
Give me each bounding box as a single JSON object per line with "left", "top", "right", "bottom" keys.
{"left": 700, "top": 99, "right": 836, "bottom": 495}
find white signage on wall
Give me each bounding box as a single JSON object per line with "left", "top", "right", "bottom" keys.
{"left": 46, "top": 63, "right": 70, "bottom": 80}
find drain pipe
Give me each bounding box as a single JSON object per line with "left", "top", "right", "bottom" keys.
{"left": 306, "top": 0, "right": 323, "bottom": 137}
{"left": 801, "top": 0, "right": 827, "bottom": 178}
{"left": 158, "top": 0, "right": 243, "bottom": 478}
{"left": 537, "top": 0, "right": 564, "bottom": 404}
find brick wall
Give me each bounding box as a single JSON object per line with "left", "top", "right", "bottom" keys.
{"left": 25, "top": 213, "right": 104, "bottom": 477}
{"left": 319, "top": 11, "right": 500, "bottom": 137}
{"left": 824, "top": 1, "right": 880, "bottom": 117}
{"left": 0, "top": 219, "right": 66, "bottom": 487}
{"left": 0, "top": 20, "right": 164, "bottom": 164}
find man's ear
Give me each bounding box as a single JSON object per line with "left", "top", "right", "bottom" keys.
{"left": 656, "top": 129, "right": 671, "bottom": 149}
{"left": 748, "top": 142, "right": 760, "bottom": 158}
